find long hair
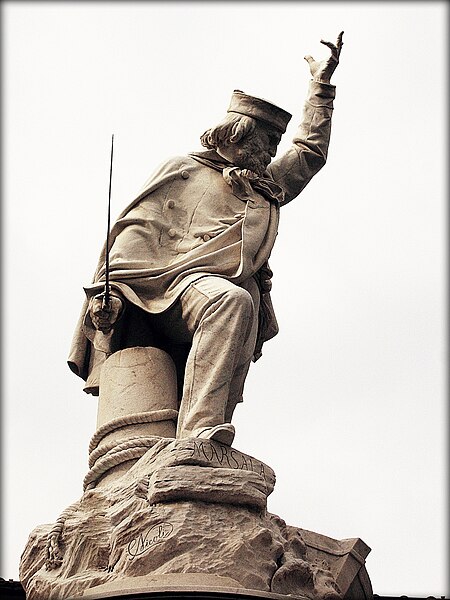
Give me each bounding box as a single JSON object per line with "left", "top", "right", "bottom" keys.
{"left": 200, "top": 113, "right": 257, "bottom": 150}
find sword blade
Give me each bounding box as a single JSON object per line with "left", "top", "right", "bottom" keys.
{"left": 103, "top": 133, "right": 114, "bottom": 309}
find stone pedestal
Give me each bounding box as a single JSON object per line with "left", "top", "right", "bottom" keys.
{"left": 20, "top": 347, "right": 373, "bottom": 600}
{"left": 20, "top": 438, "right": 372, "bottom": 600}
{"left": 97, "top": 347, "right": 178, "bottom": 437}
{"left": 86, "top": 348, "right": 179, "bottom": 489}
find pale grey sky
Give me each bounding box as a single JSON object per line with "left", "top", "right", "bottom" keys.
{"left": 3, "top": 2, "right": 447, "bottom": 596}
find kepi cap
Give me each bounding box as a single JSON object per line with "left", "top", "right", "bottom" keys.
{"left": 228, "top": 90, "right": 292, "bottom": 133}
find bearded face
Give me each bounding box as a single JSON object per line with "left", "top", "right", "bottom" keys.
{"left": 232, "top": 135, "right": 273, "bottom": 175}
{"left": 217, "top": 122, "right": 282, "bottom": 176}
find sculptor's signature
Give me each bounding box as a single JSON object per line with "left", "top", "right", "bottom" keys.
{"left": 127, "top": 522, "right": 173, "bottom": 559}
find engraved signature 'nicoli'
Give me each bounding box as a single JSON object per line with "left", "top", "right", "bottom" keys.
{"left": 127, "top": 522, "right": 173, "bottom": 559}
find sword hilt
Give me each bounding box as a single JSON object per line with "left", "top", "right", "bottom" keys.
{"left": 100, "top": 289, "right": 111, "bottom": 312}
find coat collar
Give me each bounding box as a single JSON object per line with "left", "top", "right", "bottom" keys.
{"left": 188, "top": 150, "right": 285, "bottom": 205}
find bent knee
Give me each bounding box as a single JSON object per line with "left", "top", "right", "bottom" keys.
{"left": 222, "top": 285, "right": 255, "bottom": 317}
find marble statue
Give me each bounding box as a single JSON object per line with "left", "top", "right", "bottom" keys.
{"left": 21, "top": 33, "right": 374, "bottom": 600}
{"left": 68, "top": 33, "right": 344, "bottom": 448}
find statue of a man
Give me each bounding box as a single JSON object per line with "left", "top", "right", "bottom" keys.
{"left": 68, "top": 33, "right": 343, "bottom": 447}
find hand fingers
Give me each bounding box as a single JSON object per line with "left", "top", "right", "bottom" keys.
{"left": 304, "top": 54, "right": 315, "bottom": 64}
{"left": 92, "top": 308, "right": 110, "bottom": 318}
{"left": 92, "top": 302, "right": 109, "bottom": 316}
{"left": 320, "top": 39, "right": 335, "bottom": 50}
{"left": 320, "top": 31, "right": 344, "bottom": 48}
{"left": 336, "top": 31, "right": 344, "bottom": 56}
{"left": 93, "top": 317, "right": 112, "bottom": 333}
{"left": 93, "top": 318, "right": 110, "bottom": 328}
{"left": 320, "top": 35, "right": 343, "bottom": 59}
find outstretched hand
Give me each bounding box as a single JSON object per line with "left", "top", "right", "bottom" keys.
{"left": 304, "top": 31, "right": 344, "bottom": 84}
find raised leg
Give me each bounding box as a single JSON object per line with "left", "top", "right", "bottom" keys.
{"left": 176, "top": 276, "right": 258, "bottom": 444}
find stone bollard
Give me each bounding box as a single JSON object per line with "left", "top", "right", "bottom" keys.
{"left": 85, "top": 346, "right": 179, "bottom": 489}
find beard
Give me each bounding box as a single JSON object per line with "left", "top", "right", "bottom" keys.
{"left": 232, "top": 139, "right": 271, "bottom": 176}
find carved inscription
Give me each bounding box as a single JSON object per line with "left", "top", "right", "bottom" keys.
{"left": 127, "top": 522, "right": 173, "bottom": 559}
{"left": 187, "top": 440, "right": 269, "bottom": 482}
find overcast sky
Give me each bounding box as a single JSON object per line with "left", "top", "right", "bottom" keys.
{"left": 2, "top": 2, "right": 447, "bottom": 596}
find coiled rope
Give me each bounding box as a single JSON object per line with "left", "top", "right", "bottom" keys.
{"left": 84, "top": 436, "right": 159, "bottom": 491}
{"left": 45, "top": 409, "right": 178, "bottom": 569}
{"left": 45, "top": 501, "right": 80, "bottom": 570}
{"left": 85, "top": 409, "right": 178, "bottom": 490}
{"left": 89, "top": 409, "right": 178, "bottom": 453}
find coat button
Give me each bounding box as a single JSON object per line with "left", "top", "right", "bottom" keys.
{"left": 167, "top": 199, "right": 175, "bottom": 208}
{"left": 181, "top": 170, "right": 190, "bottom": 179}
{"left": 168, "top": 228, "right": 176, "bottom": 238}
{"left": 203, "top": 234, "right": 211, "bottom": 242}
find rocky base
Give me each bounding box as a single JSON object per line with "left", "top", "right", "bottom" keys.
{"left": 20, "top": 438, "right": 372, "bottom": 600}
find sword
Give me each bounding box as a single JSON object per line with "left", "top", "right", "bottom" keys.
{"left": 102, "top": 133, "right": 114, "bottom": 311}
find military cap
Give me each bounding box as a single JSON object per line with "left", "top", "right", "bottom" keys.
{"left": 228, "top": 90, "right": 292, "bottom": 133}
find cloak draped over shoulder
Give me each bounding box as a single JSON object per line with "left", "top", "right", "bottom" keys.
{"left": 68, "top": 81, "right": 336, "bottom": 394}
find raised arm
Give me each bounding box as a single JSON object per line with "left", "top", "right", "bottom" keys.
{"left": 268, "top": 32, "right": 344, "bottom": 206}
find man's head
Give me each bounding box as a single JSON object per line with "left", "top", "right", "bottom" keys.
{"left": 201, "top": 90, "right": 291, "bottom": 176}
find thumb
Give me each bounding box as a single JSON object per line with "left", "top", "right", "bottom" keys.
{"left": 304, "top": 55, "right": 315, "bottom": 64}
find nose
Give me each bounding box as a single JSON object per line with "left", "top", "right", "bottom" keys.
{"left": 269, "top": 146, "right": 277, "bottom": 158}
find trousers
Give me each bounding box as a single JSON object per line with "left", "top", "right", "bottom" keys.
{"left": 176, "top": 276, "right": 260, "bottom": 437}
{"left": 118, "top": 276, "right": 260, "bottom": 438}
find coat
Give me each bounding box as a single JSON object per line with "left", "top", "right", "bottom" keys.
{"left": 68, "top": 80, "right": 336, "bottom": 394}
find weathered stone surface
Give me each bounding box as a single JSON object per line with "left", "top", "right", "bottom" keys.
{"left": 86, "top": 348, "right": 179, "bottom": 490}
{"left": 148, "top": 466, "right": 269, "bottom": 510}
{"left": 117, "top": 437, "right": 276, "bottom": 499}
{"left": 79, "top": 573, "right": 246, "bottom": 598}
{"left": 297, "top": 529, "right": 372, "bottom": 600}
{"left": 20, "top": 439, "right": 372, "bottom": 600}
{"left": 169, "top": 438, "right": 276, "bottom": 491}
{"left": 97, "top": 347, "right": 178, "bottom": 435}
